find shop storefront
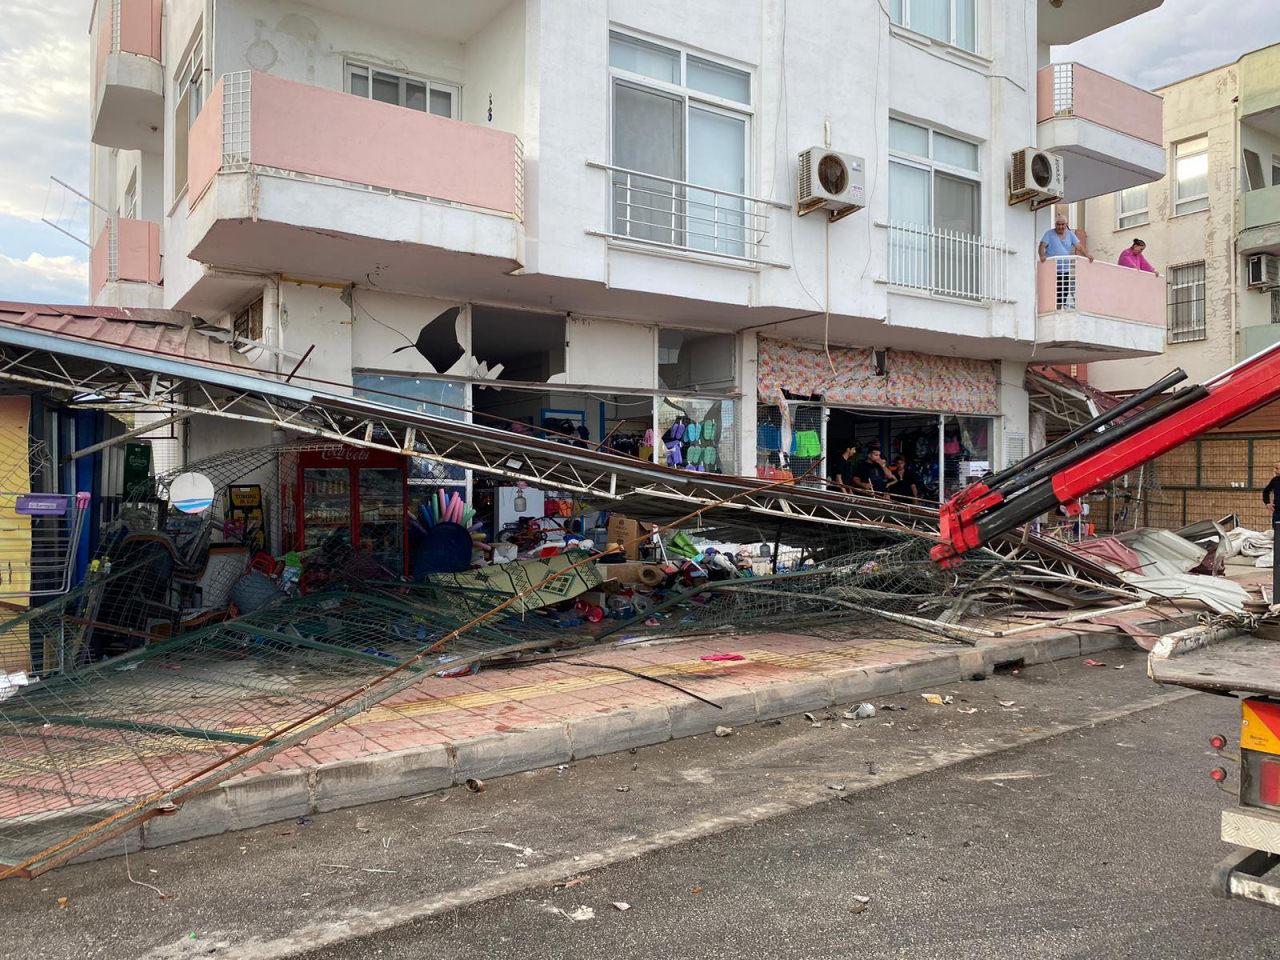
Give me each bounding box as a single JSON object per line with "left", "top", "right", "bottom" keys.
{"left": 755, "top": 338, "right": 1001, "bottom": 501}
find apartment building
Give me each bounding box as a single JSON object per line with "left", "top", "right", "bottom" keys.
{"left": 86, "top": 0, "right": 1166, "bottom": 502}
{"left": 1080, "top": 43, "right": 1280, "bottom": 528}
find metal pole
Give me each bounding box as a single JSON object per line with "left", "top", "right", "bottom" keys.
{"left": 1272, "top": 516, "right": 1279, "bottom": 605}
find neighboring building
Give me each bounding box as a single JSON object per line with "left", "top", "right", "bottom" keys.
{"left": 85, "top": 0, "right": 1166, "bottom": 504}
{"left": 1081, "top": 43, "right": 1280, "bottom": 529}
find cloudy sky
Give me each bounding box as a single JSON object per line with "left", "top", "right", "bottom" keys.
{"left": 0, "top": 0, "right": 1277, "bottom": 305}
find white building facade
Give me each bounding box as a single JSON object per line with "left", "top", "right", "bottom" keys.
{"left": 87, "top": 0, "right": 1167, "bottom": 500}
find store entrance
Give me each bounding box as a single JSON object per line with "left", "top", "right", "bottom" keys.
{"left": 826, "top": 408, "right": 940, "bottom": 503}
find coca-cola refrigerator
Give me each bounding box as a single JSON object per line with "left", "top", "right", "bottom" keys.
{"left": 293, "top": 447, "right": 408, "bottom": 575}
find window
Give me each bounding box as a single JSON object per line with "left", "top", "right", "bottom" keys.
{"left": 1173, "top": 136, "right": 1209, "bottom": 215}
{"left": 233, "top": 298, "right": 264, "bottom": 344}
{"left": 1244, "top": 149, "right": 1266, "bottom": 191}
{"left": 1273, "top": 154, "right": 1280, "bottom": 188}
{"left": 172, "top": 30, "right": 205, "bottom": 195}
{"left": 344, "top": 62, "right": 459, "bottom": 119}
{"left": 1116, "top": 185, "right": 1148, "bottom": 229}
{"left": 121, "top": 170, "right": 137, "bottom": 220}
{"left": 889, "top": 0, "right": 978, "bottom": 53}
{"left": 1272, "top": 289, "right": 1280, "bottom": 326}
{"left": 1168, "top": 262, "right": 1206, "bottom": 343}
{"left": 887, "top": 118, "right": 982, "bottom": 296}
{"left": 608, "top": 31, "right": 752, "bottom": 258}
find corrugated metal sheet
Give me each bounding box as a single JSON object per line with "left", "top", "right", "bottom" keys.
{"left": 0, "top": 302, "right": 246, "bottom": 370}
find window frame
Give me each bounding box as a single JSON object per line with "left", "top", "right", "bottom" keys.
{"left": 172, "top": 28, "right": 205, "bottom": 197}
{"left": 888, "top": 117, "right": 983, "bottom": 234}
{"left": 1115, "top": 185, "right": 1148, "bottom": 230}
{"left": 1167, "top": 260, "right": 1207, "bottom": 344}
{"left": 1172, "top": 135, "right": 1210, "bottom": 217}
{"left": 343, "top": 60, "right": 461, "bottom": 120}
{"left": 121, "top": 168, "right": 138, "bottom": 220}
{"left": 606, "top": 29, "right": 754, "bottom": 257}
{"left": 889, "top": 0, "right": 980, "bottom": 55}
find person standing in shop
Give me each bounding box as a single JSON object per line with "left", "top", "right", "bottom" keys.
{"left": 1262, "top": 462, "right": 1280, "bottom": 523}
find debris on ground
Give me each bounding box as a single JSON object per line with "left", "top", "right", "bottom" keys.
{"left": 714, "top": 725, "right": 734, "bottom": 737}
{"left": 1084, "top": 659, "right": 1107, "bottom": 667}
{"left": 611, "top": 902, "right": 631, "bottom": 912}
{"left": 844, "top": 703, "right": 876, "bottom": 720}
{"left": 920, "top": 693, "right": 953, "bottom": 706}
{"left": 465, "top": 778, "right": 486, "bottom": 794}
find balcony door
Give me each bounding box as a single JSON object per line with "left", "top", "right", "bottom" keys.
{"left": 612, "top": 81, "right": 684, "bottom": 247}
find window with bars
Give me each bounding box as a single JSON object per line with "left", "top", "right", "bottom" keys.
{"left": 1167, "top": 262, "right": 1206, "bottom": 343}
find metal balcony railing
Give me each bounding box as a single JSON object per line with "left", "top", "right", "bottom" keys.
{"left": 588, "top": 162, "right": 787, "bottom": 265}
{"left": 885, "top": 221, "right": 1014, "bottom": 302}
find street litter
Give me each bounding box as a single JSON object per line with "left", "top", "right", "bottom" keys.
{"left": 699, "top": 653, "right": 745, "bottom": 662}
{"left": 1084, "top": 659, "right": 1106, "bottom": 667}
{"left": 827, "top": 783, "right": 846, "bottom": 791}
{"left": 465, "top": 778, "right": 486, "bottom": 793}
{"left": 853, "top": 895, "right": 872, "bottom": 904}
{"left": 563, "top": 906, "right": 595, "bottom": 922}
{"left": 714, "top": 725, "right": 733, "bottom": 737}
{"left": 616, "top": 786, "right": 631, "bottom": 793}
{"left": 957, "top": 707, "right": 978, "bottom": 715}
{"left": 998, "top": 700, "right": 1017, "bottom": 708}
{"left": 921, "top": 693, "right": 953, "bottom": 705}
{"left": 612, "top": 902, "right": 631, "bottom": 911}
{"left": 844, "top": 703, "right": 876, "bottom": 720}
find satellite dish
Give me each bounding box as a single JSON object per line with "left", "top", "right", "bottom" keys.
{"left": 169, "top": 472, "right": 215, "bottom": 514}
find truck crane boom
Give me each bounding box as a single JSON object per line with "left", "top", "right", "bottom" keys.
{"left": 932, "top": 344, "right": 1280, "bottom": 567}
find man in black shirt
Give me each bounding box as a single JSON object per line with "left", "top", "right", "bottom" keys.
{"left": 1263, "top": 462, "right": 1280, "bottom": 522}
{"left": 886, "top": 455, "right": 920, "bottom": 501}
{"left": 831, "top": 444, "right": 858, "bottom": 491}
{"left": 856, "top": 442, "right": 890, "bottom": 495}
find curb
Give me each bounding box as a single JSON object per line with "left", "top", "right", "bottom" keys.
{"left": 67, "top": 616, "right": 1182, "bottom": 862}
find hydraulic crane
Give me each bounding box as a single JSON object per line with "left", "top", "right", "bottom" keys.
{"left": 932, "top": 344, "right": 1280, "bottom": 567}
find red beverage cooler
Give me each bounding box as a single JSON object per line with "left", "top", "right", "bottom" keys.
{"left": 293, "top": 448, "right": 409, "bottom": 575}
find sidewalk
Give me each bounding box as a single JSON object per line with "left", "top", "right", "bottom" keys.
{"left": 121, "top": 602, "right": 1182, "bottom": 856}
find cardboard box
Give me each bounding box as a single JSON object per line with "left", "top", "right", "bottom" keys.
{"left": 607, "top": 516, "right": 642, "bottom": 560}
{"left": 596, "top": 561, "right": 666, "bottom": 586}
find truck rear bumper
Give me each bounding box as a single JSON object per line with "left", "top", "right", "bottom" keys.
{"left": 1212, "top": 846, "right": 1280, "bottom": 908}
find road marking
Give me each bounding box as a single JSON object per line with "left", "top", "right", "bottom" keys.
{"left": 195, "top": 685, "right": 1199, "bottom": 960}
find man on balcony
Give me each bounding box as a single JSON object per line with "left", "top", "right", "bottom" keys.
{"left": 1117, "top": 238, "right": 1158, "bottom": 276}
{"left": 1038, "top": 216, "right": 1093, "bottom": 308}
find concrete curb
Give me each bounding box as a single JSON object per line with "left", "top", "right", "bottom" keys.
{"left": 67, "top": 617, "right": 1182, "bottom": 861}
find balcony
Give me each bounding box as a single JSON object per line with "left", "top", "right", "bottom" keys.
{"left": 1035, "top": 257, "right": 1165, "bottom": 359}
{"left": 1036, "top": 63, "right": 1165, "bottom": 202}
{"left": 90, "top": 0, "right": 163, "bottom": 152}
{"left": 89, "top": 218, "right": 162, "bottom": 306}
{"left": 1240, "top": 185, "right": 1280, "bottom": 257}
{"left": 884, "top": 222, "right": 1014, "bottom": 303}
{"left": 1037, "top": 0, "right": 1164, "bottom": 45}
{"left": 184, "top": 72, "right": 523, "bottom": 302}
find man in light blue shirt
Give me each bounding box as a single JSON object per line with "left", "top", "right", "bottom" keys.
{"left": 1039, "top": 214, "right": 1093, "bottom": 307}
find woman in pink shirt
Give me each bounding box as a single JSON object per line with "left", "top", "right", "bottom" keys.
{"left": 1117, "top": 238, "right": 1158, "bottom": 276}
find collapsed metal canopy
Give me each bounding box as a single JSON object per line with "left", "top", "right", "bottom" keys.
{"left": 0, "top": 303, "right": 1121, "bottom": 586}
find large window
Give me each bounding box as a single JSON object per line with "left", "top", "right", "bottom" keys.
{"left": 344, "top": 62, "right": 459, "bottom": 120}
{"left": 887, "top": 118, "right": 982, "bottom": 296}
{"left": 608, "top": 31, "right": 751, "bottom": 257}
{"left": 1168, "top": 262, "right": 1206, "bottom": 343}
{"left": 1173, "top": 136, "right": 1209, "bottom": 216}
{"left": 173, "top": 30, "right": 205, "bottom": 195}
{"left": 890, "top": 0, "right": 978, "bottom": 53}
{"left": 1115, "top": 185, "right": 1148, "bottom": 230}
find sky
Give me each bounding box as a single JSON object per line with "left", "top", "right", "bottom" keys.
{"left": 0, "top": 0, "right": 1277, "bottom": 305}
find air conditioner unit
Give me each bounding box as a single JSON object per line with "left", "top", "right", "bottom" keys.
{"left": 1247, "top": 254, "right": 1280, "bottom": 290}
{"left": 1008, "top": 148, "right": 1064, "bottom": 209}
{"left": 797, "top": 147, "right": 865, "bottom": 221}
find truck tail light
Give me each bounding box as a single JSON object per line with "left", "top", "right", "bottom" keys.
{"left": 1210, "top": 734, "right": 1227, "bottom": 751}
{"left": 1258, "top": 757, "right": 1280, "bottom": 807}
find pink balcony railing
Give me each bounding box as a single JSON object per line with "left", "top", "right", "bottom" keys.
{"left": 1036, "top": 257, "right": 1165, "bottom": 325}
{"left": 1036, "top": 63, "right": 1163, "bottom": 147}
{"left": 89, "top": 218, "right": 161, "bottom": 298}
{"left": 93, "top": 0, "right": 162, "bottom": 88}
{"left": 188, "top": 71, "right": 524, "bottom": 219}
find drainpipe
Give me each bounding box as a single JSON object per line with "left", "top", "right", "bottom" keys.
{"left": 1231, "top": 91, "right": 1240, "bottom": 364}
{"left": 263, "top": 275, "right": 282, "bottom": 376}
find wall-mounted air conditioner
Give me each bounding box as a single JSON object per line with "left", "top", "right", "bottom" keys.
{"left": 797, "top": 147, "right": 865, "bottom": 221}
{"left": 1248, "top": 254, "right": 1280, "bottom": 290}
{"left": 1008, "top": 148, "right": 1064, "bottom": 209}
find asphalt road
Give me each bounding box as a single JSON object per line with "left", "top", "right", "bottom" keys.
{"left": 5, "top": 647, "right": 1276, "bottom": 959}
{"left": 295, "top": 677, "right": 1279, "bottom": 959}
